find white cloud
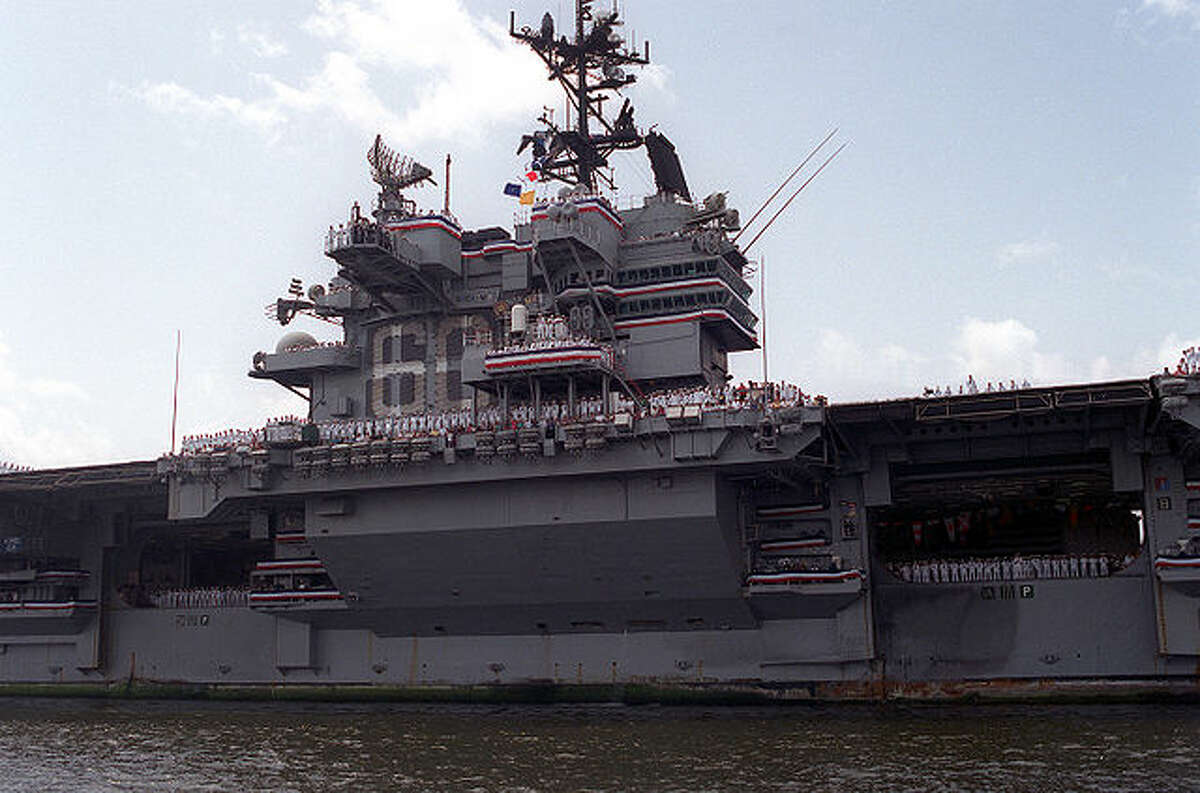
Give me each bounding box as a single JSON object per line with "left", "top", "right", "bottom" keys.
{"left": 186, "top": 367, "right": 307, "bottom": 435}
{"left": 950, "top": 317, "right": 1070, "bottom": 385}
{"left": 1133, "top": 332, "right": 1200, "bottom": 375}
{"left": 237, "top": 24, "right": 289, "bottom": 58}
{"left": 0, "top": 334, "right": 114, "bottom": 469}
{"left": 997, "top": 239, "right": 1060, "bottom": 267}
{"left": 126, "top": 80, "right": 286, "bottom": 139}
{"left": 770, "top": 317, "right": 1200, "bottom": 403}
{"left": 132, "top": 0, "right": 562, "bottom": 149}
{"left": 1142, "top": 0, "right": 1200, "bottom": 25}
{"left": 26, "top": 379, "right": 89, "bottom": 400}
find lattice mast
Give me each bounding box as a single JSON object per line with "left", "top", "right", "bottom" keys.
{"left": 510, "top": 0, "right": 650, "bottom": 191}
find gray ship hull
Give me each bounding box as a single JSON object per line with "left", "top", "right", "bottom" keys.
{"left": 1, "top": 377, "right": 1199, "bottom": 702}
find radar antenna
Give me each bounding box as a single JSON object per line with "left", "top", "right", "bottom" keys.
{"left": 510, "top": 1, "right": 651, "bottom": 191}
{"left": 367, "top": 134, "right": 436, "bottom": 191}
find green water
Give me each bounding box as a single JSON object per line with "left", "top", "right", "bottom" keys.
{"left": 0, "top": 699, "right": 1196, "bottom": 792}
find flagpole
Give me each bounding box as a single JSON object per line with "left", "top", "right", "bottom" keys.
{"left": 759, "top": 256, "right": 768, "bottom": 384}
{"left": 170, "top": 330, "right": 181, "bottom": 455}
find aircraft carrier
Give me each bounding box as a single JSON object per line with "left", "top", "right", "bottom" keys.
{"left": 1, "top": 1, "right": 1198, "bottom": 701}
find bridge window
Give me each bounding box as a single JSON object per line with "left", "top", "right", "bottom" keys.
{"left": 445, "top": 370, "right": 462, "bottom": 402}
{"left": 396, "top": 372, "right": 416, "bottom": 405}
{"left": 401, "top": 334, "right": 425, "bottom": 362}
{"left": 445, "top": 329, "right": 464, "bottom": 359}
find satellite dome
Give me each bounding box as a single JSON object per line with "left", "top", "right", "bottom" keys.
{"left": 276, "top": 331, "right": 318, "bottom": 353}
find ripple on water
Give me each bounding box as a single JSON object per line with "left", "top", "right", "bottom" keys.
{"left": 0, "top": 701, "right": 1198, "bottom": 792}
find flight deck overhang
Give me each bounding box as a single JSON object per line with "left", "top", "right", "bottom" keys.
{"left": 830, "top": 378, "right": 1153, "bottom": 426}
{"left": 250, "top": 345, "right": 362, "bottom": 387}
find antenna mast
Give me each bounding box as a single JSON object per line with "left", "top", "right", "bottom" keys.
{"left": 510, "top": 0, "right": 649, "bottom": 190}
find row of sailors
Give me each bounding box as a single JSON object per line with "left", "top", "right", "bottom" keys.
{"left": 315, "top": 398, "right": 614, "bottom": 442}
{"left": 526, "top": 315, "right": 571, "bottom": 342}
{"left": 645, "top": 382, "right": 816, "bottom": 413}
{"left": 0, "top": 461, "right": 32, "bottom": 475}
{"left": 180, "top": 428, "right": 267, "bottom": 455}
{"left": 173, "top": 379, "right": 817, "bottom": 456}
{"left": 1174, "top": 346, "right": 1200, "bottom": 376}
{"left": 890, "top": 555, "right": 1129, "bottom": 584}
{"left": 278, "top": 340, "right": 348, "bottom": 354}
{"left": 492, "top": 334, "right": 594, "bottom": 356}
{"left": 326, "top": 219, "right": 394, "bottom": 252}
{"left": 923, "top": 376, "right": 1033, "bottom": 398}
{"left": 755, "top": 556, "right": 843, "bottom": 574}
{"left": 148, "top": 587, "right": 250, "bottom": 609}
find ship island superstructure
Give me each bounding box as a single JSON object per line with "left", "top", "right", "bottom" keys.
{"left": 0, "top": 1, "right": 1198, "bottom": 700}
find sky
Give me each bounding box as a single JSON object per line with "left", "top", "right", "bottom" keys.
{"left": 1, "top": 0, "right": 1198, "bottom": 468}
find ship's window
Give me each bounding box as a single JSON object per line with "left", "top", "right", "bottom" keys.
{"left": 445, "top": 369, "right": 462, "bottom": 402}
{"left": 381, "top": 336, "right": 394, "bottom": 364}
{"left": 685, "top": 294, "right": 696, "bottom": 306}
{"left": 401, "top": 333, "right": 425, "bottom": 362}
{"left": 651, "top": 298, "right": 663, "bottom": 310}
{"left": 672, "top": 264, "right": 682, "bottom": 276}
{"left": 364, "top": 379, "right": 375, "bottom": 414}
{"left": 397, "top": 372, "right": 416, "bottom": 405}
{"left": 445, "top": 329, "right": 464, "bottom": 359}
{"left": 382, "top": 375, "right": 394, "bottom": 407}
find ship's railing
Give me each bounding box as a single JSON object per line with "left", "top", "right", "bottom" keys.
{"left": 0, "top": 600, "right": 97, "bottom": 614}
{"left": 147, "top": 587, "right": 250, "bottom": 609}
{"left": 614, "top": 286, "right": 758, "bottom": 333}
{"left": 484, "top": 340, "right": 616, "bottom": 376}
{"left": 179, "top": 416, "right": 305, "bottom": 455}
{"left": 1154, "top": 556, "right": 1200, "bottom": 583}
{"left": 886, "top": 554, "right": 1136, "bottom": 584}
{"left": 751, "top": 554, "right": 843, "bottom": 577}
{"left": 276, "top": 341, "right": 350, "bottom": 354}
{"left": 165, "top": 381, "right": 821, "bottom": 458}
{"left": 613, "top": 256, "right": 751, "bottom": 302}
{"left": 914, "top": 380, "right": 1153, "bottom": 421}
{"left": 248, "top": 589, "right": 344, "bottom": 607}
{"left": 325, "top": 220, "right": 396, "bottom": 255}
{"left": 745, "top": 570, "right": 863, "bottom": 587}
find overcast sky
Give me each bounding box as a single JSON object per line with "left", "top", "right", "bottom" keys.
{"left": 2, "top": 0, "right": 1198, "bottom": 468}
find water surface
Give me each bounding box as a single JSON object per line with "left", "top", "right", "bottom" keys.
{"left": 0, "top": 699, "right": 1196, "bottom": 792}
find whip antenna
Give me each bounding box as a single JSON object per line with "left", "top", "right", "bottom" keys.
{"left": 743, "top": 140, "right": 849, "bottom": 254}
{"left": 170, "top": 330, "right": 181, "bottom": 455}
{"left": 733, "top": 128, "right": 837, "bottom": 244}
